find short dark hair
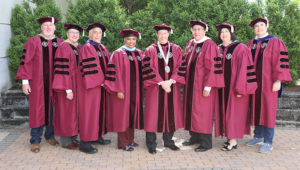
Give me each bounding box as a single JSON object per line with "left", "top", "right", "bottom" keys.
{"left": 217, "top": 28, "right": 236, "bottom": 43}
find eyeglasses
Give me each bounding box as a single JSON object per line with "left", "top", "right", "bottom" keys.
{"left": 68, "top": 31, "right": 80, "bottom": 35}
{"left": 192, "top": 28, "right": 204, "bottom": 32}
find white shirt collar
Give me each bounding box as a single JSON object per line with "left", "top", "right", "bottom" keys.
{"left": 193, "top": 36, "right": 210, "bottom": 43}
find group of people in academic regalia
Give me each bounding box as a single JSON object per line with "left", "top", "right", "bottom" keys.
{"left": 17, "top": 16, "right": 292, "bottom": 154}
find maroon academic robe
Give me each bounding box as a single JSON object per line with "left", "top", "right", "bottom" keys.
{"left": 105, "top": 48, "right": 144, "bottom": 132}
{"left": 78, "top": 42, "right": 110, "bottom": 141}
{"left": 16, "top": 35, "right": 62, "bottom": 128}
{"left": 183, "top": 39, "right": 224, "bottom": 134}
{"left": 247, "top": 36, "right": 292, "bottom": 128}
{"left": 143, "top": 42, "right": 185, "bottom": 133}
{"left": 52, "top": 42, "right": 82, "bottom": 137}
{"left": 215, "top": 42, "right": 257, "bottom": 139}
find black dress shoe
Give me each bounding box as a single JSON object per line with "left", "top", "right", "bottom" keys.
{"left": 194, "top": 145, "right": 211, "bottom": 152}
{"left": 79, "top": 145, "right": 98, "bottom": 154}
{"left": 92, "top": 137, "right": 111, "bottom": 145}
{"left": 148, "top": 148, "right": 157, "bottom": 154}
{"left": 164, "top": 144, "right": 180, "bottom": 151}
{"left": 72, "top": 139, "right": 80, "bottom": 146}
{"left": 120, "top": 145, "right": 134, "bottom": 151}
{"left": 223, "top": 140, "right": 230, "bottom": 147}
{"left": 222, "top": 143, "right": 238, "bottom": 151}
{"left": 182, "top": 140, "right": 196, "bottom": 146}
{"left": 130, "top": 142, "right": 139, "bottom": 147}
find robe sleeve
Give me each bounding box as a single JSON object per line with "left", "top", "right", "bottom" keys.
{"left": 142, "top": 47, "right": 164, "bottom": 88}
{"left": 246, "top": 40, "right": 253, "bottom": 48}
{"left": 234, "top": 44, "right": 257, "bottom": 95}
{"left": 271, "top": 39, "right": 292, "bottom": 83}
{"left": 170, "top": 45, "right": 185, "bottom": 85}
{"left": 104, "top": 51, "right": 125, "bottom": 93}
{"left": 203, "top": 41, "right": 224, "bottom": 88}
{"left": 79, "top": 44, "right": 102, "bottom": 89}
{"left": 52, "top": 44, "right": 73, "bottom": 91}
{"left": 16, "top": 37, "right": 36, "bottom": 81}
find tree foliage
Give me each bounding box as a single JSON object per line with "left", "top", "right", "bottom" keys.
{"left": 65, "top": 0, "right": 127, "bottom": 52}
{"left": 129, "top": 0, "right": 254, "bottom": 49}
{"left": 119, "top": 0, "right": 147, "bottom": 15}
{"left": 8, "top": 0, "right": 62, "bottom": 80}
{"left": 8, "top": 0, "right": 300, "bottom": 84}
{"left": 128, "top": 0, "right": 300, "bottom": 85}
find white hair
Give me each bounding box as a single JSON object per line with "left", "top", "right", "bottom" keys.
{"left": 88, "top": 27, "right": 103, "bottom": 39}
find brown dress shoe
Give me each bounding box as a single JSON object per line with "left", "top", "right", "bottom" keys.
{"left": 72, "top": 141, "right": 79, "bottom": 147}
{"left": 62, "top": 143, "right": 78, "bottom": 150}
{"left": 47, "top": 138, "right": 59, "bottom": 146}
{"left": 30, "top": 144, "right": 40, "bottom": 153}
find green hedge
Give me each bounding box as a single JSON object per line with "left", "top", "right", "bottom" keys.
{"left": 8, "top": 0, "right": 300, "bottom": 85}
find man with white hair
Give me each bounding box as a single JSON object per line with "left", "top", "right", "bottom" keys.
{"left": 78, "top": 22, "right": 111, "bottom": 154}
{"left": 16, "top": 16, "right": 63, "bottom": 153}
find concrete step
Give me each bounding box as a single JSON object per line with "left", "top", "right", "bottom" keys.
{"left": 1, "top": 89, "right": 24, "bottom": 97}
{"left": 278, "top": 92, "right": 300, "bottom": 109}
{"left": 0, "top": 106, "right": 29, "bottom": 119}
{"left": 0, "top": 89, "right": 28, "bottom": 107}
{"left": 0, "top": 118, "right": 28, "bottom": 128}
{"left": 1, "top": 95, "right": 28, "bottom": 107}
{"left": 276, "top": 120, "right": 300, "bottom": 128}
{"left": 281, "top": 91, "right": 300, "bottom": 98}
{"left": 276, "top": 109, "right": 300, "bottom": 121}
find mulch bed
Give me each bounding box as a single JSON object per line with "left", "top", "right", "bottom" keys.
{"left": 284, "top": 86, "right": 300, "bottom": 92}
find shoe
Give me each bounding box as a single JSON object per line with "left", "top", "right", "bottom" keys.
{"left": 72, "top": 141, "right": 79, "bottom": 147}
{"left": 259, "top": 143, "right": 273, "bottom": 153}
{"left": 194, "top": 145, "right": 211, "bottom": 152}
{"left": 47, "top": 138, "right": 59, "bottom": 146}
{"left": 223, "top": 140, "right": 230, "bottom": 147}
{"left": 164, "top": 144, "right": 180, "bottom": 151}
{"left": 92, "top": 137, "right": 111, "bottom": 145}
{"left": 119, "top": 145, "right": 134, "bottom": 151}
{"left": 63, "top": 143, "right": 78, "bottom": 150}
{"left": 30, "top": 144, "right": 40, "bottom": 153}
{"left": 222, "top": 143, "right": 238, "bottom": 151}
{"left": 182, "top": 140, "right": 196, "bottom": 146}
{"left": 72, "top": 139, "right": 80, "bottom": 146}
{"left": 148, "top": 148, "right": 157, "bottom": 154}
{"left": 79, "top": 145, "right": 98, "bottom": 154}
{"left": 129, "top": 142, "right": 139, "bottom": 147}
{"left": 245, "top": 137, "right": 263, "bottom": 146}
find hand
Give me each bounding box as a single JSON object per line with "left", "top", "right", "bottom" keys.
{"left": 236, "top": 94, "right": 242, "bottom": 98}
{"left": 164, "top": 86, "right": 171, "bottom": 93}
{"left": 117, "top": 92, "right": 125, "bottom": 99}
{"left": 272, "top": 81, "right": 281, "bottom": 92}
{"left": 22, "top": 84, "right": 31, "bottom": 95}
{"left": 203, "top": 90, "right": 210, "bottom": 97}
{"left": 66, "top": 92, "right": 73, "bottom": 100}
{"left": 165, "top": 79, "right": 174, "bottom": 87}
{"left": 161, "top": 80, "right": 173, "bottom": 93}
{"left": 160, "top": 81, "right": 169, "bottom": 91}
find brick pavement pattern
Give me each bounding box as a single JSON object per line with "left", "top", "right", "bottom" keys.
{"left": 0, "top": 127, "right": 299, "bottom": 169}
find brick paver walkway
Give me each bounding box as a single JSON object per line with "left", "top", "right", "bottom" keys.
{"left": 0, "top": 126, "right": 299, "bottom": 169}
